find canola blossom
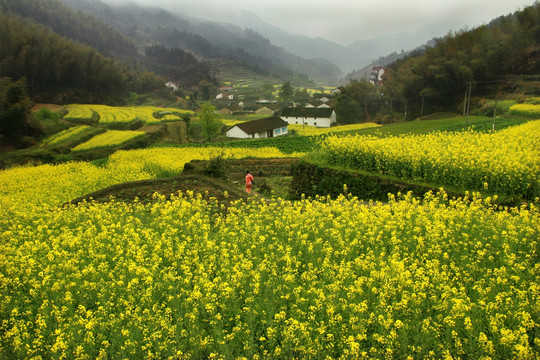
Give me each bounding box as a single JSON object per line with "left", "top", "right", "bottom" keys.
{"left": 42, "top": 125, "right": 91, "bottom": 146}
{"left": 0, "top": 192, "right": 538, "bottom": 358}
{"left": 509, "top": 103, "right": 540, "bottom": 118}
{"left": 320, "top": 120, "right": 540, "bottom": 198}
{"left": 65, "top": 105, "right": 194, "bottom": 125}
{"left": 0, "top": 146, "right": 301, "bottom": 214}
{"left": 288, "top": 122, "right": 380, "bottom": 136}
{"left": 71, "top": 130, "right": 146, "bottom": 152}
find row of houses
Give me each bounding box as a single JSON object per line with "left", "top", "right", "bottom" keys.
{"left": 225, "top": 107, "right": 337, "bottom": 139}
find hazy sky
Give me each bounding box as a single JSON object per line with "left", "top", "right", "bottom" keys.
{"left": 108, "top": 0, "right": 536, "bottom": 45}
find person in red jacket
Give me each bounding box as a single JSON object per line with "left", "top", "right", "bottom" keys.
{"left": 245, "top": 171, "right": 254, "bottom": 194}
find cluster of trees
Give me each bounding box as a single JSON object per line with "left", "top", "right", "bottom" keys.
{"left": 0, "top": 78, "right": 38, "bottom": 147}
{"left": 143, "top": 44, "right": 214, "bottom": 88}
{"left": 0, "top": 0, "right": 138, "bottom": 58}
{"left": 256, "top": 81, "right": 311, "bottom": 104}
{"left": 0, "top": 12, "right": 165, "bottom": 104}
{"left": 383, "top": 3, "right": 540, "bottom": 118}
{"left": 336, "top": 3, "right": 540, "bottom": 123}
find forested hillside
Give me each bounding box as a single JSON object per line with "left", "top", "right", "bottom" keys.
{"left": 336, "top": 3, "right": 540, "bottom": 123}
{"left": 59, "top": 0, "right": 342, "bottom": 84}
{"left": 0, "top": 12, "right": 164, "bottom": 104}
{"left": 0, "top": 0, "right": 219, "bottom": 102}
{"left": 383, "top": 3, "right": 540, "bottom": 114}
{"left": 0, "top": 0, "right": 138, "bottom": 58}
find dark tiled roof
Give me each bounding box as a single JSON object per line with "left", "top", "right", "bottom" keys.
{"left": 279, "top": 107, "right": 334, "bottom": 117}
{"left": 235, "top": 116, "right": 288, "bottom": 134}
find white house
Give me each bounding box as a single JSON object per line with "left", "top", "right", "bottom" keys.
{"left": 226, "top": 116, "right": 288, "bottom": 139}
{"left": 279, "top": 107, "right": 337, "bottom": 128}
{"left": 165, "top": 81, "right": 178, "bottom": 91}
{"left": 370, "top": 66, "right": 385, "bottom": 86}
{"left": 216, "top": 93, "right": 234, "bottom": 100}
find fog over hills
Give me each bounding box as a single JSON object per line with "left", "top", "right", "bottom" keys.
{"left": 64, "top": 0, "right": 535, "bottom": 80}
{"left": 118, "top": 0, "right": 533, "bottom": 72}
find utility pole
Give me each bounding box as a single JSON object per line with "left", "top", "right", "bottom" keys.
{"left": 404, "top": 99, "right": 408, "bottom": 121}
{"left": 466, "top": 82, "right": 472, "bottom": 124}
{"left": 420, "top": 95, "right": 424, "bottom": 119}
{"left": 463, "top": 88, "right": 468, "bottom": 116}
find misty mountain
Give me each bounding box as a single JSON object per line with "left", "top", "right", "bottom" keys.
{"left": 218, "top": 11, "right": 461, "bottom": 73}
{"left": 59, "top": 0, "right": 343, "bottom": 84}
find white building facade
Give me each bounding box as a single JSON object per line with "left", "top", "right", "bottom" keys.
{"left": 279, "top": 107, "right": 337, "bottom": 128}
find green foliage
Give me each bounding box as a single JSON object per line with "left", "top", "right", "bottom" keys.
{"left": 203, "top": 154, "right": 228, "bottom": 181}
{"left": 334, "top": 80, "right": 379, "bottom": 124}
{"left": 198, "top": 102, "right": 223, "bottom": 142}
{"left": 258, "top": 83, "right": 276, "bottom": 100}
{"left": 278, "top": 81, "right": 294, "bottom": 103}
{"left": 383, "top": 3, "right": 540, "bottom": 115}
{"left": 0, "top": 0, "right": 138, "bottom": 58}
{"left": 290, "top": 161, "right": 453, "bottom": 202}
{"left": 143, "top": 44, "right": 212, "bottom": 88}
{"left": 0, "top": 78, "right": 33, "bottom": 145}
{"left": 165, "top": 135, "right": 319, "bottom": 154}
{"left": 33, "top": 107, "right": 62, "bottom": 123}
{"left": 293, "top": 88, "right": 310, "bottom": 104}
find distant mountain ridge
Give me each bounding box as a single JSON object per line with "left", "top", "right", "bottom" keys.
{"left": 59, "top": 0, "right": 343, "bottom": 85}
{"left": 217, "top": 10, "right": 461, "bottom": 72}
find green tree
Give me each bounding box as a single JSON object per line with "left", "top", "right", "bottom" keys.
{"left": 334, "top": 80, "right": 379, "bottom": 124}
{"left": 198, "top": 102, "right": 222, "bottom": 142}
{"left": 259, "top": 83, "right": 275, "bottom": 100}
{"left": 0, "top": 77, "right": 32, "bottom": 144}
{"left": 278, "top": 81, "right": 294, "bottom": 103}
{"left": 293, "top": 88, "right": 311, "bottom": 104}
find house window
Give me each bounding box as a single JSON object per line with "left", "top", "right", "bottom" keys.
{"left": 275, "top": 128, "right": 281, "bottom": 134}
{"left": 282, "top": 127, "right": 287, "bottom": 132}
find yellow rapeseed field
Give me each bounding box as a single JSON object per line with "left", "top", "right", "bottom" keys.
{"left": 509, "top": 103, "right": 540, "bottom": 118}
{"left": 288, "top": 122, "right": 380, "bottom": 136}
{"left": 320, "top": 120, "right": 540, "bottom": 198}
{"left": 0, "top": 131, "right": 539, "bottom": 358}
{"left": 42, "top": 126, "right": 91, "bottom": 146}
{"left": 72, "top": 130, "right": 146, "bottom": 152}
{"left": 0, "top": 191, "right": 538, "bottom": 358}
{"left": 65, "top": 105, "right": 194, "bottom": 125}
{"left": 0, "top": 146, "right": 300, "bottom": 214}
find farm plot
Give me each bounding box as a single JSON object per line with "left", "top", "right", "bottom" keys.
{"left": 0, "top": 146, "right": 300, "bottom": 213}
{"left": 319, "top": 120, "right": 540, "bottom": 199}
{"left": 509, "top": 103, "right": 540, "bottom": 118}
{"left": 71, "top": 130, "right": 146, "bottom": 152}
{"left": 42, "top": 125, "right": 92, "bottom": 146}
{"left": 288, "top": 122, "right": 380, "bottom": 136}
{"left": 0, "top": 191, "right": 538, "bottom": 359}
{"left": 65, "top": 105, "right": 194, "bottom": 125}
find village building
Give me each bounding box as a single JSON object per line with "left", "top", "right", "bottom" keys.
{"left": 255, "top": 107, "right": 274, "bottom": 115}
{"left": 370, "top": 66, "right": 385, "bottom": 86}
{"left": 219, "top": 86, "right": 233, "bottom": 92}
{"left": 218, "top": 108, "right": 233, "bottom": 115}
{"left": 279, "top": 107, "right": 337, "bottom": 128}
{"left": 330, "top": 88, "right": 342, "bottom": 96}
{"left": 165, "top": 81, "right": 178, "bottom": 91}
{"left": 226, "top": 116, "right": 288, "bottom": 139}
{"left": 216, "top": 92, "right": 234, "bottom": 100}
